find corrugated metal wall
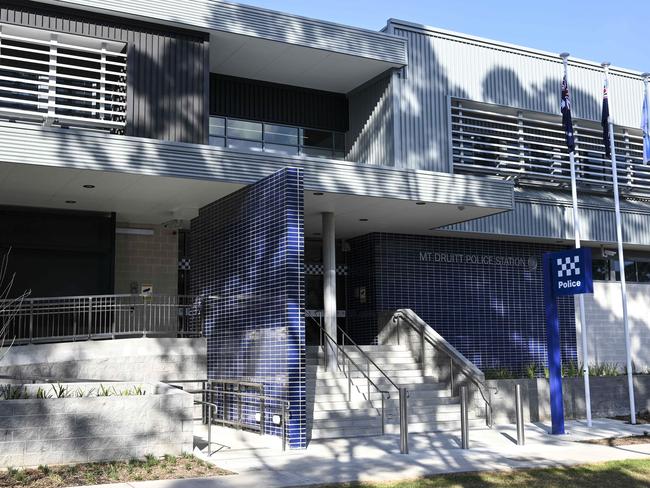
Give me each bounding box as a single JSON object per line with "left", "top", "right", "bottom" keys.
{"left": 391, "top": 21, "right": 647, "bottom": 174}
{"left": 443, "top": 192, "right": 650, "bottom": 246}
{"left": 1, "top": 1, "right": 209, "bottom": 144}
{"left": 346, "top": 72, "right": 395, "bottom": 166}
{"left": 51, "top": 0, "right": 407, "bottom": 65}
{"left": 210, "top": 74, "right": 348, "bottom": 132}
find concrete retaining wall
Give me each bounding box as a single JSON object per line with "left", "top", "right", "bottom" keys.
{"left": 488, "top": 375, "right": 650, "bottom": 424}
{"left": 0, "top": 382, "right": 193, "bottom": 468}
{"left": 0, "top": 337, "right": 206, "bottom": 382}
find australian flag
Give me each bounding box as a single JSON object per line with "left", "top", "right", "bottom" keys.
{"left": 561, "top": 75, "right": 575, "bottom": 152}
{"left": 602, "top": 80, "right": 611, "bottom": 158}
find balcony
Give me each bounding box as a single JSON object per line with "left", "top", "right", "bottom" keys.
{"left": 0, "top": 23, "right": 127, "bottom": 133}
{"left": 451, "top": 99, "right": 650, "bottom": 198}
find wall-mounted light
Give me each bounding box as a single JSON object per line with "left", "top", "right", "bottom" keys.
{"left": 82, "top": 184, "right": 95, "bottom": 189}
{"left": 416, "top": 201, "right": 426, "bottom": 206}
{"left": 65, "top": 200, "right": 76, "bottom": 204}
{"left": 359, "top": 218, "right": 369, "bottom": 222}
{"left": 313, "top": 192, "right": 324, "bottom": 196}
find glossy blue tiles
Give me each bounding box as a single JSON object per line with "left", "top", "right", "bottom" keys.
{"left": 190, "top": 168, "right": 306, "bottom": 448}
{"left": 347, "top": 233, "right": 576, "bottom": 375}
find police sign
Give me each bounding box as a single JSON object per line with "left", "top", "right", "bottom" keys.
{"left": 550, "top": 248, "right": 593, "bottom": 297}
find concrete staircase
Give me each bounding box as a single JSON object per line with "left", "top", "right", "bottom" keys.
{"left": 306, "top": 345, "right": 485, "bottom": 440}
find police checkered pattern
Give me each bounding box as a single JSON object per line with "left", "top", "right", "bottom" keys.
{"left": 556, "top": 255, "right": 580, "bottom": 278}
{"left": 304, "top": 264, "right": 347, "bottom": 276}
{"left": 178, "top": 258, "right": 191, "bottom": 271}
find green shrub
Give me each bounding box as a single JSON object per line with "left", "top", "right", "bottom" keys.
{"left": 484, "top": 367, "right": 513, "bottom": 380}
{"left": 525, "top": 363, "right": 538, "bottom": 379}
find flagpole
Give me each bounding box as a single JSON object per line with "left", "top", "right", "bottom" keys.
{"left": 561, "top": 52, "right": 592, "bottom": 427}
{"left": 602, "top": 62, "right": 636, "bottom": 424}
{"left": 643, "top": 72, "right": 650, "bottom": 164}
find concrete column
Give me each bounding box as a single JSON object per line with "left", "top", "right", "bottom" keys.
{"left": 322, "top": 212, "right": 337, "bottom": 372}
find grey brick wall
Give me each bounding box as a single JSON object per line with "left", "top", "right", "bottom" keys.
{"left": 114, "top": 223, "right": 179, "bottom": 296}
{"left": 0, "top": 382, "right": 193, "bottom": 468}
{"left": 578, "top": 282, "right": 650, "bottom": 373}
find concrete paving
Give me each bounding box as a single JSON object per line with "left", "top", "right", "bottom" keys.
{"left": 74, "top": 419, "right": 650, "bottom": 488}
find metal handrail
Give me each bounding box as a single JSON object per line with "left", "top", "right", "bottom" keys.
{"left": 394, "top": 309, "right": 493, "bottom": 427}
{"left": 305, "top": 311, "right": 411, "bottom": 452}
{"left": 0, "top": 294, "right": 206, "bottom": 344}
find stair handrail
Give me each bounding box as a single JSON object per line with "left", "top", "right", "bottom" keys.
{"left": 305, "top": 311, "right": 392, "bottom": 398}
{"left": 392, "top": 309, "right": 493, "bottom": 428}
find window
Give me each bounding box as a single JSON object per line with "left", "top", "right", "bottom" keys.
{"left": 592, "top": 259, "right": 610, "bottom": 281}
{"left": 592, "top": 256, "right": 650, "bottom": 283}
{"left": 208, "top": 116, "right": 344, "bottom": 159}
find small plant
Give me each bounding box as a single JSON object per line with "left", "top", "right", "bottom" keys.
{"left": 36, "top": 387, "right": 52, "bottom": 399}
{"left": 484, "top": 367, "right": 513, "bottom": 380}
{"left": 13, "top": 469, "right": 27, "bottom": 483}
{"left": 144, "top": 454, "right": 159, "bottom": 469}
{"left": 50, "top": 383, "right": 69, "bottom": 398}
{"left": 98, "top": 384, "right": 116, "bottom": 397}
{"left": 38, "top": 465, "right": 50, "bottom": 475}
{"left": 562, "top": 360, "right": 582, "bottom": 378}
{"left": 73, "top": 387, "right": 86, "bottom": 398}
{"left": 590, "top": 361, "right": 620, "bottom": 376}
{"left": 525, "top": 363, "right": 538, "bottom": 379}
{"left": 0, "top": 384, "right": 29, "bottom": 400}
{"left": 543, "top": 366, "right": 550, "bottom": 379}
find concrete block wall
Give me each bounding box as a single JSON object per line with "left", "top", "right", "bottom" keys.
{"left": 0, "top": 338, "right": 206, "bottom": 383}
{"left": 0, "top": 382, "right": 193, "bottom": 468}
{"left": 114, "top": 223, "right": 179, "bottom": 296}
{"left": 488, "top": 375, "right": 650, "bottom": 424}
{"left": 579, "top": 282, "right": 650, "bottom": 373}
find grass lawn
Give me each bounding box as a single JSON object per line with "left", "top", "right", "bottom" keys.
{"left": 0, "top": 453, "right": 233, "bottom": 487}
{"left": 312, "top": 459, "right": 650, "bottom": 488}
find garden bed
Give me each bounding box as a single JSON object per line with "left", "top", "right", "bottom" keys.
{"left": 0, "top": 453, "right": 232, "bottom": 487}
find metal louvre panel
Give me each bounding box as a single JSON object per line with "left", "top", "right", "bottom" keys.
{"left": 391, "top": 21, "right": 646, "bottom": 173}
{"left": 0, "top": 23, "right": 127, "bottom": 131}
{"left": 451, "top": 99, "right": 650, "bottom": 197}
{"left": 0, "top": 121, "right": 513, "bottom": 210}
{"left": 45, "top": 0, "right": 407, "bottom": 65}
{"left": 1, "top": 1, "right": 209, "bottom": 144}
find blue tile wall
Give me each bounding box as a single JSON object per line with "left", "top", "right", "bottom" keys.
{"left": 190, "top": 168, "right": 306, "bottom": 449}
{"left": 347, "top": 233, "right": 576, "bottom": 375}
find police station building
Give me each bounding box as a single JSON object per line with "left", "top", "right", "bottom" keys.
{"left": 1, "top": 0, "right": 649, "bottom": 449}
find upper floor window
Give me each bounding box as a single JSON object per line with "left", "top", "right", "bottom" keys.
{"left": 592, "top": 256, "right": 650, "bottom": 283}
{"left": 209, "top": 116, "right": 345, "bottom": 159}
{"left": 0, "top": 23, "right": 127, "bottom": 133}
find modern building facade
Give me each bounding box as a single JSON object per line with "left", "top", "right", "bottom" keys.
{"left": 1, "top": 0, "right": 649, "bottom": 449}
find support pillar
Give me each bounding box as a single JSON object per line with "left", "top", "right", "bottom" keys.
{"left": 322, "top": 212, "right": 337, "bottom": 372}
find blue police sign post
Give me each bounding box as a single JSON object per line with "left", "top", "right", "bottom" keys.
{"left": 543, "top": 248, "right": 593, "bottom": 435}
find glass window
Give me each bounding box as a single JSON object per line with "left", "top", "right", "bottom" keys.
{"left": 614, "top": 260, "right": 637, "bottom": 282}
{"left": 636, "top": 261, "right": 650, "bottom": 283}
{"left": 302, "top": 128, "right": 333, "bottom": 149}
{"left": 592, "top": 259, "right": 610, "bottom": 281}
{"left": 209, "top": 136, "right": 225, "bottom": 147}
{"left": 264, "top": 143, "right": 299, "bottom": 156}
{"left": 227, "top": 139, "right": 262, "bottom": 152}
{"left": 302, "top": 146, "right": 333, "bottom": 158}
{"left": 227, "top": 119, "right": 262, "bottom": 141}
{"left": 264, "top": 124, "right": 298, "bottom": 146}
{"left": 209, "top": 117, "right": 225, "bottom": 137}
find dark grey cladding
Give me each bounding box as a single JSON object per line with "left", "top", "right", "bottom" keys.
{"left": 210, "top": 75, "right": 349, "bottom": 132}
{"left": 1, "top": 0, "right": 209, "bottom": 144}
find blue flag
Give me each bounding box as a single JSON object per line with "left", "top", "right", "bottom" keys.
{"left": 602, "top": 80, "right": 611, "bottom": 159}
{"left": 561, "top": 75, "right": 575, "bottom": 152}
{"left": 641, "top": 94, "right": 650, "bottom": 164}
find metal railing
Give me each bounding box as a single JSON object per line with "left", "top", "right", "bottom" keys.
{"left": 0, "top": 23, "right": 127, "bottom": 132}
{"left": 0, "top": 294, "right": 205, "bottom": 344}
{"left": 392, "top": 309, "right": 493, "bottom": 428}
{"left": 167, "top": 378, "right": 291, "bottom": 453}
{"left": 451, "top": 98, "right": 650, "bottom": 198}
{"left": 305, "top": 311, "right": 410, "bottom": 453}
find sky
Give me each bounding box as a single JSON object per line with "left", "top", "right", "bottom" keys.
{"left": 239, "top": 0, "right": 650, "bottom": 73}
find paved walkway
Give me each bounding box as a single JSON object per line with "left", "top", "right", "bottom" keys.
{"left": 79, "top": 419, "right": 650, "bottom": 488}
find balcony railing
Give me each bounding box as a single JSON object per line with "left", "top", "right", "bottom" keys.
{"left": 451, "top": 99, "right": 650, "bottom": 197}
{"left": 0, "top": 294, "right": 205, "bottom": 345}
{"left": 0, "top": 23, "right": 127, "bottom": 132}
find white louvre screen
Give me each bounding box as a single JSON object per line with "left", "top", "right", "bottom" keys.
{"left": 0, "top": 23, "right": 127, "bottom": 132}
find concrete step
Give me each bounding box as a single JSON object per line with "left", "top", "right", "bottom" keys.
{"left": 309, "top": 426, "right": 382, "bottom": 440}
{"left": 384, "top": 418, "right": 486, "bottom": 434}
{"left": 310, "top": 367, "right": 428, "bottom": 379}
